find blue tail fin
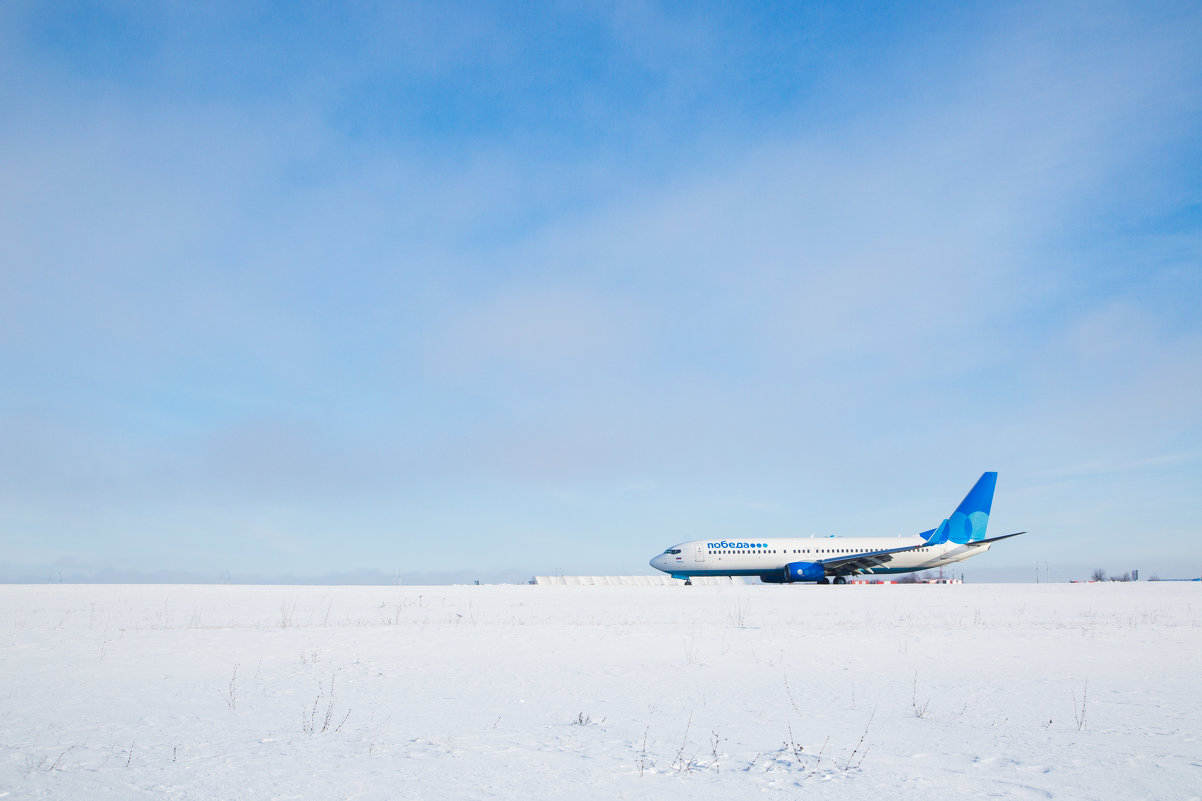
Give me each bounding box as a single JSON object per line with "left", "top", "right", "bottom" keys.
{"left": 923, "top": 472, "right": 997, "bottom": 544}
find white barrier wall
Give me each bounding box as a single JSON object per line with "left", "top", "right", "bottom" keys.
{"left": 532, "top": 575, "right": 753, "bottom": 586}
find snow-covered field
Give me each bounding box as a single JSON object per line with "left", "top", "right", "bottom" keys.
{"left": 2, "top": 582, "right": 1199, "bottom": 800}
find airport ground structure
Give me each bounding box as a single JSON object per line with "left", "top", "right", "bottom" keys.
{"left": 531, "top": 575, "right": 961, "bottom": 585}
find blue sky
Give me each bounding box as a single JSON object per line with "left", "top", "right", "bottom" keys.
{"left": 2, "top": 1, "right": 1200, "bottom": 583}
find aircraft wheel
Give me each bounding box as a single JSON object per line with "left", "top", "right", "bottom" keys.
{"left": 684, "top": 579, "right": 692, "bottom": 586}
{"left": 833, "top": 576, "right": 847, "bottom": 585}
{"left": 818, "top": 578, "right": 830, "bottom": 585}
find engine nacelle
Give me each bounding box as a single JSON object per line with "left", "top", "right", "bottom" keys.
{"left": 785, "top": 561, "right": 826, "bottom": 582}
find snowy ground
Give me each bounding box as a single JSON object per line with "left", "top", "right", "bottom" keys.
{"left": 2, "top": 582, "right": 1199, "bottom": 800}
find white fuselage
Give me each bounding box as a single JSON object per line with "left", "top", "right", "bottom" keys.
{"left": 649, "top": 535, "right": 988, "bottom": 580}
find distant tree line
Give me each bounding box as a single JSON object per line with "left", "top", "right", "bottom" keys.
{"left": 1089, "top": 569, "right": 1136, "bottom": 582}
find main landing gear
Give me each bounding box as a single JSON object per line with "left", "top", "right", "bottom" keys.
{"left": 818, "top": 576, "right": 847, "bottom": 585}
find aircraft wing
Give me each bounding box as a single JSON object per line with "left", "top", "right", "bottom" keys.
{"left": 815, "top": 543, "right": 927, "bottom": 574}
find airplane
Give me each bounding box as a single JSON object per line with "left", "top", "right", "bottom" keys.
{"left": 649, "top": 472, "right": 1023, "bottom": 585}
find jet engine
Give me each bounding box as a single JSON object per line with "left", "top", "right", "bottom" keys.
{"left": 785, "top": 561, "right": 826, "bottom": 582}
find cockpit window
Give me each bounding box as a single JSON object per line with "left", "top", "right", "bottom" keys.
{"left": 663, "top": 548, "right": 681, "bottom": 555}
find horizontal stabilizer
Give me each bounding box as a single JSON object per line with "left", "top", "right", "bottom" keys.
{"left": 965, "top": 531, "right": 1025, "bottom": 546}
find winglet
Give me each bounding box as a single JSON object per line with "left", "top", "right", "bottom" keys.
{"left": 922, "top": 472, "right": 997, "bottom": 544}
{"left": 926, "top": 518, "right": 951, "bottom": 545}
